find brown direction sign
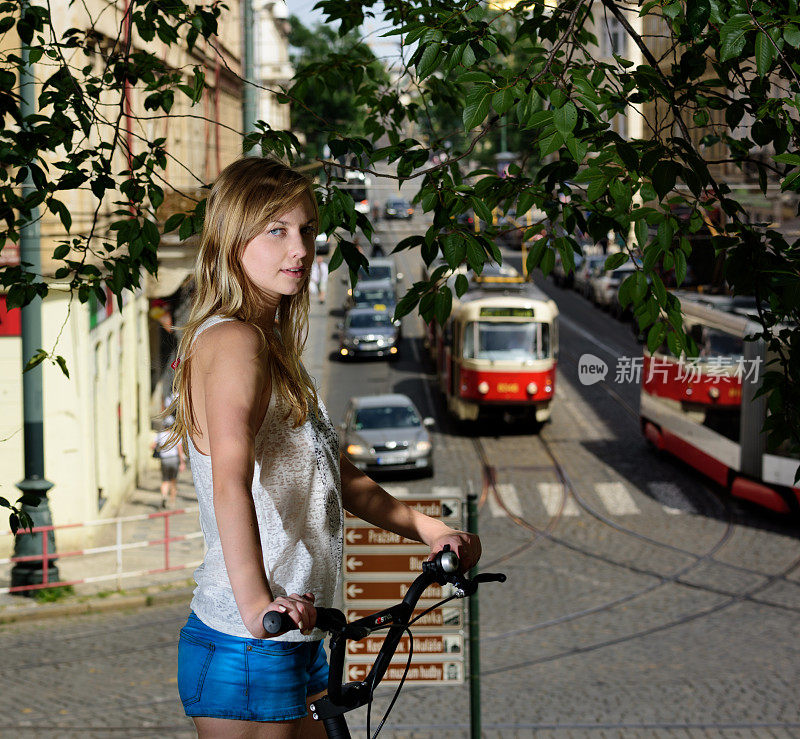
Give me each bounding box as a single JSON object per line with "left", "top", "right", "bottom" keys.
{"left": 344, "top": 580, "right": 452, "bottom": 603}
{"left": 344, "top": 553, "right": 432, "bottom": 576}
{"left": 345, "top": 660, "right": 463, "bottom": 684}
{"left": 346, "top": 634, "right": 463, "bottom": 657}
{"left": 344, "top": 526, "right": 425, "bottom": 548}
{"left": 345, "top": 606, "right": 462, "bottom": 629}
{"left": 345, "top": 498, "right": 461, "bottom": 523}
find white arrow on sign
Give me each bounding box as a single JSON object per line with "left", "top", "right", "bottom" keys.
{"left": 345, "top": 529, "right": 362, "bottom": 544}
{"left": 348, "top": 641, "right": 366, "bottom": 653}
{"left": 347, "top": 665, "right": 368, "bottom": 682}
{"left": 345, "top": 556, "right": 363, "bottom": 572}
{"left": 345, "top": 584, "right": 364, "bottom": 599}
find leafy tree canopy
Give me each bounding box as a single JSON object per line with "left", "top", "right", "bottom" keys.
{"left": 1, "top": 0, "right": 799, "bottom": 532}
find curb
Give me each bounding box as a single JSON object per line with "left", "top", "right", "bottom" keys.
{"left": 0, "top": 584, "right": 194, "bottom": 626}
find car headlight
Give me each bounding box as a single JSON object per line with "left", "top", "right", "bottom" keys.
{"left": 415, "top": 440, "right": 432, "bottom": 453}
{"left": 346, "top": 444, "right": 367, "bottom": 456}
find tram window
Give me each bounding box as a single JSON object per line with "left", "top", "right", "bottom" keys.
{"left": 354, "top": 405, "right": 421, "bottom": 429}
{"left": 463, "top": 321, "right": 549, "bottom": 361}
{"left": 690, "top": 325, "right": 744, "bottom": 360}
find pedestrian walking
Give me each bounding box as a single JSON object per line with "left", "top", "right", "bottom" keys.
{"left": 161, "top": 157, "right": 482, "bottom": 737}
{"left": 309, "top": 254, "right": 328, "bottom": 303}
{"left": 151, "top": 417, "right": 185, "bottom": 508}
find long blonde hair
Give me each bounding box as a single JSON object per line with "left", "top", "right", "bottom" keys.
{"left": 162, "top": 157, "right": 319, "bottom": 450}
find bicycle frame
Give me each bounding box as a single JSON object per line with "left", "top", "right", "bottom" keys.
{"left": 307, "top": 549, "right": 506, "bottom": 738}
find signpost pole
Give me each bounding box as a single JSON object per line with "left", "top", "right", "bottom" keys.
{"left": 467, "top": 493, "right": 481, "bottom": 739}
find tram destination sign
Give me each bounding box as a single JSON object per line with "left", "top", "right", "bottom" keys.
{"left": 345, "top": 660, "right": 463, "bottom": 684}
{"left": 344, "top": 580, "right": 455, "bottom": 603}
{"left": 345, "top": 497, "right": 461, "bottom": 523}
{"left": 346, "top": 634, "right": 463, "bottom": 657}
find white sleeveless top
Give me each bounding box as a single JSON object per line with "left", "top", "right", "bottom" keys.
{"left": 187, "top": 315, "right": 343, "bottom": 640}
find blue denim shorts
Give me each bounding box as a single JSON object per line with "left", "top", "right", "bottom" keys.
{"left": 177, "top": 611, "right": 329, "bottom": 722}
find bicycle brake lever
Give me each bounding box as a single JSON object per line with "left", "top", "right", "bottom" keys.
{"left": 473, "top": 572, "right": 507, "bottom": 584}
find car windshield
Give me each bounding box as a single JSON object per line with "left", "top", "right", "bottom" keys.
{"left": 358, "top": 265, "right": 393, "bottom": 281}
{"left": 354, "top": 288, "right": 394, "bottom": 305}
{"left": 354, "top": 405, "right": 421, "bottom": 429}
{"left": 347, "top": 312, "right": 393, "bottom": 329}
{"left": 463, "top": 321, "right": 550, "bottom": 361}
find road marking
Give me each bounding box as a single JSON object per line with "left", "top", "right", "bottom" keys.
{"left": 594, "top": 482, "right": 641, "bottom": 516}
{"left": 432, "top": 486, "right": 461, "bottom": 496}
{"left": 538, "top": 482, "right": 581, "bottom": 516}
{"left": 647, "top": 481, "right": 694, "bottom": 514}
{"left": 487, "top": 483, "right": 523, "bottom": 518}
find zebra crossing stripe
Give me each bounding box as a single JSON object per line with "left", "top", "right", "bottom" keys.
{"left": 594, "top": 482, "right": 641, "bottom": 516}
{"left": 487, "top": 483, "right": 523, "bottom": 518}
{"left": 538, "top": 483, "right": 581, "bottom": 516}
{"left": 431, "top": 486, "right": 461, "bottom": 496}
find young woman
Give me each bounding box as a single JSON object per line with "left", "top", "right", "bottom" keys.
{"left": 163, "top": 157, "right": 481, "bottom": 738}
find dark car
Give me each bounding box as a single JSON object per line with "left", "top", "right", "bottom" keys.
{"left": 338, "top": 306, "right": 400, "bottom": 359}
{"left": 340, "top": 394, "right": 434, "bottom": 476}
{"left": 344, "top": 280, "right": 398, "bottom": 313}
{"left": 384, "top": 198, "right": 414, "bottom": 220}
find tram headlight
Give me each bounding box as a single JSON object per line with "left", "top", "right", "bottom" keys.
{"left": 526, "top": 382, "right": 538, "bottom": 395}
{"left": 478, "top": 381, "right": 490, "bottom": 395}
{"left": 708, "top": 386, "right": 720, "bottom": 400}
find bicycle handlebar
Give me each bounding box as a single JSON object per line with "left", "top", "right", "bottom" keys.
{"left": 264, "top": 546, "right": 506, "bottom": 733}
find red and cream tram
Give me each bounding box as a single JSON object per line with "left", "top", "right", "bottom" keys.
{"left": 431, "top": 282, "right": 559, "bottom": 424}
{"left": 640, "top": 292, "right": 800, "bottom": 513}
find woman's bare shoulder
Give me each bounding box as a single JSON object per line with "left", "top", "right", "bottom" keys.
{"left": 192, "top": 320, "right": 266, "bottom": 375}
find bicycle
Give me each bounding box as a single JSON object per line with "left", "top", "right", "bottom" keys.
{"left": 263, "top": 546, "right": 506, "bottom": 738}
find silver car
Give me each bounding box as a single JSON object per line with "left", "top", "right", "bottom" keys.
{"left": 340, "top": 394, "right": 434, "bottom": 476}
{"left": 338, "top": 306, "right": 400, "bottom": 359}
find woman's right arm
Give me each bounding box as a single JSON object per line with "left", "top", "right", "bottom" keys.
{"left": 198, "top": 323, "right": 313, "bottom": 638}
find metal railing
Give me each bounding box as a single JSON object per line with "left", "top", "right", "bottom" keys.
{"left": 0, "top": 506, "right": 203, "bottom": 595}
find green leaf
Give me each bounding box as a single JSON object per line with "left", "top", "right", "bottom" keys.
{"left": 455, "top": 273, "right": 469, "bottom": 297}
{"left": 54, "top": 355, "right": 70, "bottom": 379}
{"left": 539, "top": 132, "right": 564, "bottom": 157}
{"left": 434, "top": 286, "right": 452, "bottom": 326}
{"left": 553, "top": 102, "right": 577, "bottom": 136}
{"left": 646, "top": 322, "right": 666, "bottom": 354}
{"left": 686, "top": 0, "right": 710, "bottom": 35}
{"left": 674, "top": 249, "right": 687, "bottom": 286}
{"left": 23, "top": 349, "right": 47, "bottom": 374}
{"left": 631, "top": 271, "right": 648, "bottom": 302}
{"left": 604, "top": 252, "right": 628, "bottom": 270}
{"left": 719, "top": 14, "right": 752, "bottom": 62}
{"left": 463, "top": 86, "right": 491, "bottom": 130}
{"left": 566, "top": 137, "right": 588, "bottom": 163}
{"left": 652, "top": 162, "right": 679, "bottom": 199}
{"left": 635, "top": 219, "right": 649, "bottom": 249}
{"left": 784, "top": 25, "right": 800, "bottom": 47}
{"left": 754, "top": 32, "right": 773, "bottom": 76}
{"left": 466, "top": 237, "right": 484, "bottom": 273}
{"left": 417, "top": 42, "right": 441, "bottom": 79}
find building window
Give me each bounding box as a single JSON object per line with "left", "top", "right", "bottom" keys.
{"left": 602, "top": 16, "right": 624, "bottom": 57}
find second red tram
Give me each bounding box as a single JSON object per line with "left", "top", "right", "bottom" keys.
{"left": 640, "top": 292, "right": 800, "bottom": 514}
{"left": 430, "top": 284, "right": 559, "bottom": 423}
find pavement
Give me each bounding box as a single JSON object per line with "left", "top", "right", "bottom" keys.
{"left": 0, "top": 294, "right": 334, "bottom": 624}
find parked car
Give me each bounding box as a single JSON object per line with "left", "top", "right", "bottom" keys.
{"left": 339, "top": 394, "right": 434, "bottom": 476}
{"left": 338, "top": 306, "right": 401, "bottom": 359}
{"left": 384, "top": 198, "right": 414, "bottom": 220}
{"left": 573, "top": 254, "right": 606, "bottom": 298}
{"left": 356, "top": 257, "right": 403, "bottom": 285}
{"left": 592, "top": 260, "right": 639, "bottom": 311}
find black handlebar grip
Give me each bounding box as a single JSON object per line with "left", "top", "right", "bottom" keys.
{"left": 262, "top": 610, "right": 297, "bottom": 635}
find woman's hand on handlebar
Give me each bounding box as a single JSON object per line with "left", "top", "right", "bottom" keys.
{"left": 426, "top": 529, "right": 481, "bottom": 571}
{"left": 262, "top": 592, "right": 317, "bottom": 636}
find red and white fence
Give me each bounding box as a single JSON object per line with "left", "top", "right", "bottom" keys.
{"left": 0, "top": 506, "right": 203, "bottom": 595}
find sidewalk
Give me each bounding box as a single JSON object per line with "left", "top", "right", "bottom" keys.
{"left": 0, "top": 297, "right": 333, "bottom": 623}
